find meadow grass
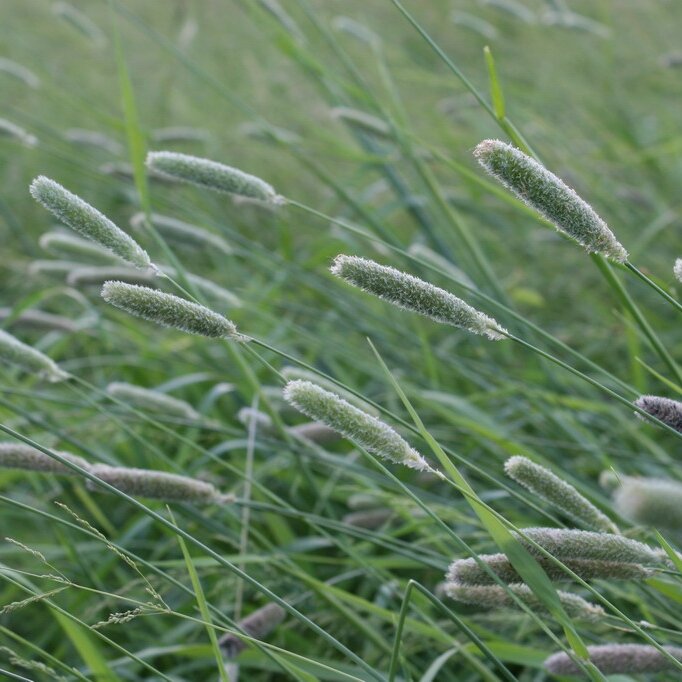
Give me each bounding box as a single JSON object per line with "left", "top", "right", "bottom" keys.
{"left": 1, "top": 0, "right": 682, "bottom": 679}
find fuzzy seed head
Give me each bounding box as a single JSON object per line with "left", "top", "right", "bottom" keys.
{"left": 675, "top": 258, "right": 682, "bottom": 283}
{"left": 283, "top": 380, "right": 428, "bottom": 471}
{"left": 40, "top": 230, "right": 123, "bottom": 264}
{"left": 447, "top": 553, "right": 654, "bottom": 585}
{"left": 474, "top": 140, "right": 627, "bottom": 262}
{"left": 67, "top": 265, "right": 155, "bottom": 287}
{"left": 331, "top": 255, "right": 507, "bottom": 340}
{"left": 63, "top": 129, "right": 122, "bottom": 155}
{"left": 0, "top": 118, "right": 38, "bottom": 147}
{"left": 237, "top": 407, "right": 274, "bottom": 431}
{"left": 330, "top": 107, "right": 392, "bottom": 138}
{"left": 342, "top": 508, "right": 393, "bottom": 529}
{"left": 612, "top": 476, "right": 682, "bottom": 531}
{"left": 505, "top": 456, "right": 617, "bottom": 532}
{"left": 635, "top": 395, "right": 682, "bottom": 433}
{"left": 545, "top": 644, "right": 682, "bottom": 676}
{"left": 289, "top": 421, "right": 342, "bottom": 445}
{"left": 151, "top": 127, "right": 210, "bottom": 143}
{"left": 30, "top": 177, "right": 151, "bottom": 269}
{"left": 146, "top": 151, "right": 284, "bottom": 204}
{"left": 0, "top": 57, "right": 41, "bottom": 88}
{"left": 106, "top": 382, "right": 200, "bottom": 421}
{"left": 0, "top": 329, "right": 69, "bottom": 382}
{"left": 219, "top": 603, "right": 286, "bottom": 659}
{"left": 101, "top": 281, "right": 240, "bottom": 339}
{"left": 0, "top": 443, "right": 90, "bottom": 475}
{"left": 0, "top": 308, "right": 78, "bottom": 334}
{"left": 87, "top": 464, "right": 229, "bottom": 505}
{"left": 444, "top": 582, "right": 604, "bottom": 621}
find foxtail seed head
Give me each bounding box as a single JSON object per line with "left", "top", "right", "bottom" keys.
{"left": 545, "top": 644, "right": 682, "bottom": 676}
{"left": 146, "top": 151, "right": 284, "bottom": 205}
{"left": 87, "top": 464, "right": 230, "bottom": 505}
{"left": 0, "top": 443, "right": 90, "bottom": 475}
{"left": 474, "top": 140, "right": 627, "bottom": 262}
{"left": 30, "top": 177, "right": 151, "bottom": 269}
{"left": 0, "top": 329, "right": 69, "bottom": 382}
{"left": 504, "top": 456, "right": 617, "bottom": 533}
{"left": 634, "top": 395, "right": 682, "bottom": 433}
{"left": 444, "top": 582, "right": 604, "bottom": 621}
{"left": 611, "top": 475, "right": 682, "bottom": 531}
{"left": 331, "top": 255, "right": 506, "bottom": 340}
{"left": 674, "top": 258, "right": 682, "bottom": 283}
{"left": 40, "top": 230, "right": 123, "bottom": 264}
{"left": 106, "top": 382, "right": 200, "bottom": 421}
{"left": 283, "top": 380, "right": 429, "bottom": 471}
{"left": 219, "top": 602, "right": 286, "bottom": 659}
{"left": 0, "top": 118, "right": 38, "bottom": 147}
{"left": 63, "top": 129, "right": 122, "bottom": 155}
{"left": 101, "top": 281, "right": 242, "bottom": 340}
{"left": 0, "top": 57, "right": 41, "bottom": 88}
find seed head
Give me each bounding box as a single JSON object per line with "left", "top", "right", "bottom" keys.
{"left": 87, "top": 464, "right": 230, "bottom": 505}
{"left": 611, "top": 476, "right": 682, "bottom": 531}
{"left": 0, "top": 308, "right": 78, "bottom": 334}
{"left": 30, "top": 177, "right": 151, "bottom": 269}
{"left": 674, "top": 258, "right": 682, "bottom": 283}
{"left": 237, "top": 407, "right": 274, "bottom": 431}
{"left": 219, "top": 602, "right": 286, "bottom": 659}
{"left": 504, "top": 456, "right": 617, "bottom": 532}
{"left": 145, "top": 151, "right": 284, "bottom": 205}
{"left": 53, "top": 2, "right": 106, "bottom": 47}
{"left": 101, "top": 281, "right": 241, "bottom": 339}
{"left": 447, "top": 553, "right": 654, "bottom": 585}
{"left": 342, "top": 508, "right": 393, "bottom": 529}
{"left": 289, "top": 421, "right": 342, "bottom": 445}
{"left": 474, "top": 139, "right": 627, "bottom": 262}
{"left": 68, "top": 266, "right": 155, "bottom": 287}
{"left": 331, "top": 255, "right": 507, "bottom": 340}
{"left": 63, "top": 129, "right": 122, "bottom": 155}
{"left": 0, "top": 57, "right": 41, "bottom": 88}
{"left": 0, "top": 443, "right": 90, "bottom": 475}
{"left": 634, "top": 395, "right": 682, "bottom": 433}
{"left": 283, "top": 380, "right": 428, "bottom": 471}
{"left": 444, "top": 582, "right": 604, "bottom": 621}
{"left": 150, "top": 127, "right": 210, "bottom": 143}
{"left": 330, "top": 107, "right": 392, "bottom": 139}
{"left": 0, "top": 329, "right": 69, "bottom": 382}
{"left": 106, "top": 382, "right": 200, "bottom": 421}
{"left": 40, "top": 230, "right": 122, "bottom": 264}
{"left": 0, "top": 118, "right": 38, "bottom": 147}
{"left": 545, "top": 644, "right": 682, "bottom": 676}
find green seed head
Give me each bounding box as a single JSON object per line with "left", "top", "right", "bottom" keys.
{"left": 0, "top": 57, "right": 41, "bottom": 88}
{"left": 331, "top": 255, "right": 507, "bottom": 340}
{"left": 474, "top": 139, "right": 628, "bottom": 262}
{"left": 101, "top": 281, "right": 241, "bottom": 339}
{"left": 611, "top": 475, "right": 682, "bottom": 531}
{"left": 283, "top": 380, "right": 428, "bottom": 471}
{"left": 30, "top": 177, "right": 151, "bottom": 269}
{"left": 0, "top": 118, "right": 38, "bottom": 147}
{"left": 106, "top": 382, "right": 200, "bottom": 421}
{"left": 505, "top": 456, "right": 618, "bottom": 532}
{"left": 145, "top": 151, "right": 284, "bottom": 204}
{"left": 0, "top": 329, "right": 69, "bottom": 382}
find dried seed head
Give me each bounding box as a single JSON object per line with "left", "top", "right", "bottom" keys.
{"left": 474, "top": 140, "right": 627, "bottom": 262}
{"left": 447, "top": 553, "right": 654, "bottom": 585}
{"left": 504, "top": 456, "right": 617, "bottom": 533}
{"left": 444, "top": 582, "right": 604, "bottom": 621}
{"left": 219, "top": 602, "right": 286, "bottom": 659}
{"left": 63, "top": 129, "right": 122, "bottom": 155}
{"left": 40, "top": 230, "right": 123, "bottom": 264}
{"left": 30, "top": 177, "right": 152, "bottom": 269}
{"left": 130, "top": 212, "right": 233, "bottom": 255}
{"left": 331, "top": 255, "right": 506, "bottom": 340}
{"left": 283, "top": 380, "right": 428, "bottom": 471}
{"left": 611, "top": 476, "right": 682, "bottom": 531}
{"left": 145, "top": 151, "right": 284, "bottom": 205}
{"left": 0, "top": 57, "right": 41, "bottom": 88}
{"left": 87, "top": 464, "right": 230, "bottom": 505}
{"left": 545, "top": 644, "right": 682, "bottom": 676}
{"left": 0, "top": 443, "right": 90, "bottom": 475}
{"left": 0, "top": 329, "right": 69, "bottom": 382}
{"left": 0, "top": 118, "right": 38, "bottom": 147}
{"left": 635, "top": 395, "right": 682, "bottom": 433}
{"left": 330, "top": 107, "right": 392, "bottom": 139}
{"left": 101, "top": 281, "right": 241, "bottom": 339}
{"left": 106, "top": 382, "right": 200, "bottom": 421}
{"left": 515, "top": 527, "right": 663, "bottom": 566}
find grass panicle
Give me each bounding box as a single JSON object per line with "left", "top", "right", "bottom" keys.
{"left": 219, "top": 602, "right": 286, "bottom": 659}
{"left": 0, "top": 57, "right": 40, "bottom": 88}
{"left": 610, "top": 475, "right": 682, "bottom": 531}
{"left": 0, "top": 329, "right": 69, "bottom": 382}
{"left": 0, "top": 443, "right": 89, "bottom": 475}
{"left": 634, "top": 395, "right": 682, "bottom": 433}
{"left": 0, "top": 118, "right": 38, "bottom": 147}
{"left": 106, "top": 382, "right": 201, "bottom": 421}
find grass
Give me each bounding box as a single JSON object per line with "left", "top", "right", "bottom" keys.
{"left": 1, "top": 0, "right": 682, "bottom": 679}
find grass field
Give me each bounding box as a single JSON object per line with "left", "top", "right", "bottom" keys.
{"left": 1, "top": 1, "right": 682, "bottom": 680}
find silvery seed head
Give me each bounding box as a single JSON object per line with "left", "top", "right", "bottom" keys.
{"left": 515, "top": 527, "right": 663, "bottom": 566}
{"left": 0, "top": 443, "right": 90, "bottom": 475}
{"left": 674, "top": 258, "right": 682, "bottom": 283}
{"left": 87, "top": 464, "right": 230, "bottom": 505}
{"left": 0, "top": 308, "right": 78, "bottom": 334}
{"left": 634, "top": 395, "right": 682, "bottom": 433}
{"left": 145, "top": 151, "right": 284, "bottom": 205}
{"left": 40, "top": 230, "right": 123, "bottom": 264}
{"left": 443, "top": 582, "right": 604, "bottom": 621}
{"left": 474, "top": 140, "right": 627, "bottom": 262}
{"left": 447, "top": 553, "right": 654, "bottom": 585}
{"left": 0, "top": 329, "right": 69, "bottom": 382}
{"left": 101, "top": 281, "right": 241, "bottom": 340}
{"left": 611, "top": 476, "right": 682, "bottom": 531}
{"left": 545, "top": 644, "right": 682, "bottom": 676}
{"left": 30, "top": 177, "right": 152, "bottom": 269}
{"left": 289, "top": 421, "right": 342, "bottom": 445}
{"left": 0, "top": 57, "right": 41, "bottom": 88}
{"left": 505, "top": 456, "right": 617, "bottom": 533}
{"left": 0, "top": 118, "right": 38, "bottom": 147}
{"left": 219, "top": 602, "right": 286, "bottom": 659}
{"left": 331, "top": 255, "right": 507, "bottom": 340}
{"left": 283, "top": 380, "right": 429, "bottom": 471}
{"left": 106, "top": 382, "right": 200, "bottom": 421}
{"left": 237, "top": 407, "right": 274, "bottom": 431}
{"left": 68, "top": 266, "right": 155, "bottom": 287}
{"left": 63, "top": 129, "right": 123, "bottom": 155}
